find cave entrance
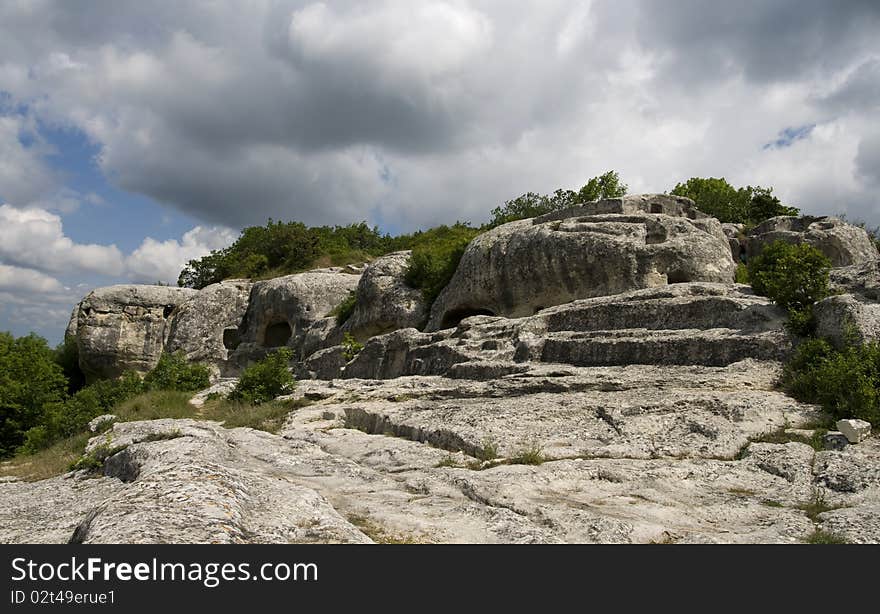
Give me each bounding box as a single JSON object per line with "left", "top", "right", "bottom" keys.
{"left": 223, "top": 327, "right": 241, "bottom": 351}
{"left": 440, "top": 307, "right": 496, "bottom": 330}
{"left": 263, "top": 321, "right": 292, "bottom": 347}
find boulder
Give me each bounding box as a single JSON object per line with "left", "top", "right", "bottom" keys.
{"left": 74, "top": 285, "right": 197, "bottom": 381}
{"left": 427, "top": 195, "right": 736, "bottom": 331}
{"left": 230, "top": 268, "right": 361, "bottom": 367}
{"left": 342, "top": 251, "right": 428, "bottom": 339}
{"left": 164, "top": 279, "right": 252, "bottom": 375}
{"left": 746, "top": 216, "right": 877, "bottom": 267}
{"left": 814, "top": 294, "right": 880, "bottom": 346}
{"left": 722, "top": 223, "right": 746, "bottom": 262}
{"left": 837, "top": 419, "right": 871, "bottom": 444}
{"left": 830, "top": 259, "right": 880, "bottom": 299}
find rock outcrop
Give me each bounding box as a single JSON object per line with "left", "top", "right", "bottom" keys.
{"left": 165, "top": 279, "right": 252, "bottom": 374}
{"left": 746, "top": 216, "right": 877, "bottom": 266}
{"left": 229, "top": 267, "right": 361, "bottom": 367}
{"left": 342, "top": 251, "right": 427, "bottom": 339}
{"left": 7, "top": 359, "right": 880, "bottom": 544}
{"left": 814, "top": 294, "right": 880, "bottom": 347}
{"left": 73, "top": 285, "right": 197, "bottom": 381}
{"left": 427, "top": 194, "right": 735, "bottom": 331}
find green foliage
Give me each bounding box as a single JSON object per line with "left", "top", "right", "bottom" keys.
{"left": 748, "top": 240, "right": 831, "bottom": 314}
{"left": 804, "top": 529, "right": 848, "bottom": 544}
{"left": 782, "top": 338, "right": 880, "bottom": 424}
{"left": 341, "top": 332, "right": 364, "bottom": 361}
{"left": 229, "top": 348, "right": 296, "bottom": 404}
{"left": 509, "top": 443, "right": 546, "bottom": 465}
{"left": 403, "top": 223, "right": 481, "bottom": 305}
{"left": 178, "top": 220, "right": 399, "bottom": 289}
{"left": 734, "top": 263, "right": 750, "bottom": 284}
{"left": 332, "top": 291, "right": 358, "bottom": 326}
{"left": 0, "top": 332, "right": 68, "bottom": 458}
{"left": 142, "top": 351, "right": 211, "bottom": 392}
{"left": 487, "top": 170, "right": 627, "bottom": 227}
{"left": 670, "top": 177, "right": 798, "bottom": 225}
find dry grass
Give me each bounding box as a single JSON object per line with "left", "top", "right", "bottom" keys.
{"left": 0, "top": 432, "right": 91, "bottom": 482}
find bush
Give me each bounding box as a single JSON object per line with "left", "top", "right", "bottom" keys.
{"left": 143, "top": 351, "right": 211, "bottom": 392}
{"left": 229, "top": 348, "right": 296, "bottom": 404}
{"left": 0, "top": 332, "right": 68, "bottom": 458}
{"left": 782, "top": 338, "right": 880, "bottom": 425}
{"left": 747, "top": 240, "right": 831, "bottom": 335}
{"left": 404, "top": 224, "right": 481, "bottom": 305}
{"left": 332, "top": 291, "right": 358, "bottom": 326}
{"left": 54, "top": 336, "right": 85, "bottom": 395}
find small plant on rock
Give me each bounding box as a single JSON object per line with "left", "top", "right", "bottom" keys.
{"left": 341, "top": 332, "right": 364, "bottom": 361}
{"left": 332, "top": 291, "right": 358, "bottom": 325}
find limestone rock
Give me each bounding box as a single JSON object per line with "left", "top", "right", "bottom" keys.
{"left": 74, "top": 285, "right": 197, "bottom": 381}
{"left": 165, "top": 279, "right": 252, "bottom": 375}
{"left": 722, "top": 223, "right": 746, "bottom": 262}
{"left": 343, "top": 251, "right": 428, "bottom": 339}
{"left": 746, "top": 216, "right": 877, "bottom": 267}
{"left": 830, "top": 259, "right": 880, "bottom": 299}
{"left": 837, "top": 419, "right": 871, "bottom": 444}
{"left": 814, "top": 294, "right": 880, "bottom": 346}
{"left": 427, "top": 195, "right": 735, "bottom": 331}
{"left": 88, "top": 414, "right": 117, "bottom": 433}
{"left": 229, "top": 268, "right": 361, "bottom": 368}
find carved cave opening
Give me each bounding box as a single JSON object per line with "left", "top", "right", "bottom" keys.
{"left": 263, "top": 321, "right": 292, "bottom": 348}
{"left": 223, "top": 327, "right": 241, "bottom": 351}
{"left": 440, "top": 307, "right": 496, "bottom": 330}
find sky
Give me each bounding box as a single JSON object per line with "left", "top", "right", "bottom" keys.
{"left": 1, "top": 0, "right": 879, "bottom": 344}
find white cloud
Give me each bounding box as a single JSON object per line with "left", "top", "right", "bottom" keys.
{"left": 0, "top": 114, "right": 58, "bottom": 206}
{"left": 0, "top": 204, "right": 124, "bottom": 275}
{"left": 125, "top": 225, "right": 237, "bottom": 283}
{"left": 0, "top": 263, "right": 64, "bottom": 294}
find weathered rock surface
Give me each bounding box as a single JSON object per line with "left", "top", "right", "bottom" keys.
{"left": 746, "top": 216, "right": 877, "bottom": 267}
{"left": 229, "top": 268, "right": 361, "bottom": 368}
{"left": 427, "top": 195, "right": 735, "bottom": 331}
{"left": 8, "top": 359, "right": 879, "bottom": 544}
{"left": 343, "top": 251, "right": 427, "bottom": 339}
{"left": 165, "top": 279, "right": 252, "bottom": 375}
{"left": 722, "top": 223, "right": 746, "bottom": 262}
{"left": 74, "top": 285, "right": 197, "bottom": 381}
{"left": 814, "top": 293, "right": 880, "bottom": 346}
{"left": 313, "top": 283, "right": 789, "bottom": 381}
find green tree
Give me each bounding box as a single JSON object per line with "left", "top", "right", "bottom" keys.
{"left": 670, "top": 177, "right": 798, "bottom": 224}
{"left": 0, "top": 332, "right": 68, "bottom": 457}
{"left": 487, "top": 171, "right": 628, "bottom": 228}
{"left": 576, "top": 170, "right": 629, "bottom": 202}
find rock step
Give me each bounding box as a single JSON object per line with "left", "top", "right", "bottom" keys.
{"left": 529, "top": 328, "right": 790, "bottom": 367}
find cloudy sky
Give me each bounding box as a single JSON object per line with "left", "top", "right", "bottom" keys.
{"left": 1, "top": 0, "right": 879, "bottom": 343}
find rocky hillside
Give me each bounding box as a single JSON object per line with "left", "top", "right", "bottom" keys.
{"left": 3, "top": 194, "right": 880, "bottom": 544}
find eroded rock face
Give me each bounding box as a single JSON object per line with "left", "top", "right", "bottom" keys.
{"left": 8, "top": 360, "right": 880, "bottom": 544}
{"left": 230, "top": 268, "right": 361, "bottom": 367}
{"left": 427, "top": 195, "right": 735, "bottom": 331}
{"left": 317, "top": 283, "right": 790, "bottom": 381}
{"left": 814, "top": 294, "right": 880, "bottom": 347}
{"left": 74, "top": 285, "right": 197, "bottom": 381}
{"left": 746, "top": 216, "right": 877, "bottom": 267}
{"left": 165, "top": 279, "right": 252, "bottom": 374}
{"left": 343, "top": 251, "right": 427, "bottom": 339}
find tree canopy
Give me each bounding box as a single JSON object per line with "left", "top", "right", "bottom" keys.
{"left": 670, "top": 177, "right": 798, "bottom": 225}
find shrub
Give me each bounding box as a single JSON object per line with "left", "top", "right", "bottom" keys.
{"left": 747, "top": 240, "right": 831, "bottom": 336}
{"left": 782, "top": 338, "right": 880, "bottom": 425}
{"left": 54, "top": 335, "right": 85, "bottom": 395}
{"left": 748, "top": 241, "right": 831, "bottom": 312}
{"left": 0, "top": 332, "right": 69, "bottom": 458}
{"left": 341, "top": 332, "right": 364, "bottom": 361}
{"left": 404, "top": 224, "right": 481, "bottom": 305}
{"left": 143, "top": 351, "right": 211, "bottom": 392}
{"left": 734, "top": 263, "right": 749, "bottom": 284}
{"left": 229, "top": 348, "right": 295, "bottom": 404}
{"left": 332, "top": 291, "right": 358, "bottom": 326}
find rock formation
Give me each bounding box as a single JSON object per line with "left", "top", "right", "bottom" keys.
{"left": 746, "top": 215, "right": 876, "bottom": 266}
{"left": 73, "top": 285, "right": 197, "bottom": 382}
{"left": 426, "top": 194, "right": 735, "bottom": 331}
{"left": 9, "top": 196, "right": 880, "bottom": 544}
